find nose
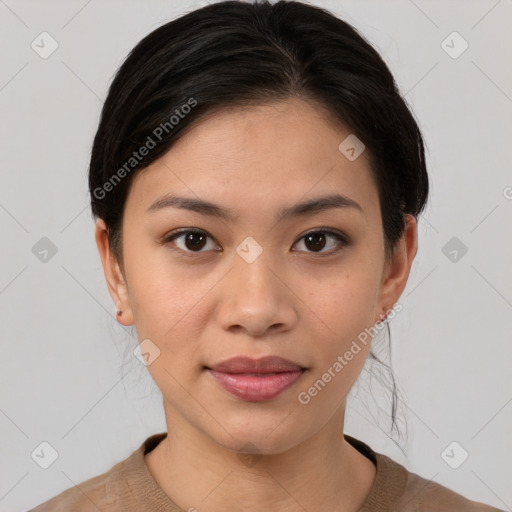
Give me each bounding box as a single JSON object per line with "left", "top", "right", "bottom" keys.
{"left": 216, "top": 251, "right": 299, "bottom": 338}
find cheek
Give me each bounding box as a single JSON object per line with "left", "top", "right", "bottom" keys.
{"left": 125, "top": 259, "right": 230, "bottom": 375}
{"left": 304, "top": 266, "right": 381, "bottom": 341}
{"left": 131, "top": 278, "right": 203, "bottom": 344}
{"left": 124, "top": 246, "right": 200, "bottom": 341}
{"left": 297, "top": 273, "right": 378, "bottom": 407}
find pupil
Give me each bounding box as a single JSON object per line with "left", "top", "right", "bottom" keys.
{"left": 305, "top": 233, "right": 326, "bottom": 252}
{"left": 186, "top": 232, "right": 206, "bottom": 250}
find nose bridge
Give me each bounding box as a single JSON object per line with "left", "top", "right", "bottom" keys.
{"left": 232, "top": 233, "right": 277, "bottom": 293}
{"left": 235, "top": 250, "right": 274, "bottom": 298}
{"left": 217, "top": 245, "right": 297, "bottom": 336}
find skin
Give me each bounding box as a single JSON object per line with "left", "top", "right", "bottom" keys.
{"left": 95, "top": 97, "right": 417, "bottom": 512}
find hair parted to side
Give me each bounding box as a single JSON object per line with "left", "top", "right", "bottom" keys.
{"left": 88, "top": 0, "right": 429, "bottom": 446}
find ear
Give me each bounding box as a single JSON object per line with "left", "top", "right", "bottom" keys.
{"left": 376, "top": 214, "right": 418, "bottom": 322}
{"left": 94, "top": 218, "right": 134, "bottom": 325}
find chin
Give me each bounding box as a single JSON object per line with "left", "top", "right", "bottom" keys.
{"left": 208, "top": 413, "right": 311, "bottom": 455}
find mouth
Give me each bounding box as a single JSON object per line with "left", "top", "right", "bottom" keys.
{"left": 204, "top": 355, "right": 307, "bottom": 402}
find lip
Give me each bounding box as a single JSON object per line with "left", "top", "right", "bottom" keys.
{"left": 205, "top": 356, "right": 306, "bottom": 402}
{"left": 208, "top": 355, "right": 304, "bottom": 374}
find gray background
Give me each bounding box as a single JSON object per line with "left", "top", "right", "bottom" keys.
{"left": 1, "top": 0, "right": 511, "bottom": 510}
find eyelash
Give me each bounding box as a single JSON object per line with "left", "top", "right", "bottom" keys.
{"left": 160, "top": 227, "right": 349, "bottom": 256}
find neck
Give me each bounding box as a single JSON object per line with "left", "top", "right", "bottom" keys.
{"left": 145, "top": 400, "right": 376, "bottom": 512}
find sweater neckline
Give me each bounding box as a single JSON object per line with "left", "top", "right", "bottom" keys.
{"left": 119, "top": 431, "right": 408, "bottom": 512}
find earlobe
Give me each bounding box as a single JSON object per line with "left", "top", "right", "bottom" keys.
{"left": 94, "top": 218, "right": 134, "bottom": 325}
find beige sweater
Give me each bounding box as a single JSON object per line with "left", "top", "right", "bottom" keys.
{"left": 29, "top": 432, "right": 504, "bottom": 512}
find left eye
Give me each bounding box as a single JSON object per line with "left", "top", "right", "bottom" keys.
{"left": 293, "top": 230, "right": 347, "bottom": 254}
{"left": 162, "top": 229, "right": 347, "bottom": 254}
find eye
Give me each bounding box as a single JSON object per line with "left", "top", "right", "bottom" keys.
{"left": 293, "top": 229, "right": 348, "bottom": 254}
{"left": 162, "top": 229, "right": 218, "bottom": 253}
{"left": 161, "top": 228, "right": 348, "bottom": 255}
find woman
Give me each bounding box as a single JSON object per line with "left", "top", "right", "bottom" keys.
{"left": 30, "top": 1, "right": 504, "bottom": 510}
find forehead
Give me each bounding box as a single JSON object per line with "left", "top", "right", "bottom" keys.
{"left": 125, "top": 98, "right": 379, "bottom": 223}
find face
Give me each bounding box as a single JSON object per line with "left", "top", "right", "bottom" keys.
{"left": 96, "top": 97, "right": 417, "bottom": 454}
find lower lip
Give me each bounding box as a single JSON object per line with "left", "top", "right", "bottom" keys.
{"left": 207, "top": 369, "right": 304, "bottom": 402}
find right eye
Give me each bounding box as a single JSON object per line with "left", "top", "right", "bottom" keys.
{"left": 161, "top": 229, "right": 220, "bottom": 253}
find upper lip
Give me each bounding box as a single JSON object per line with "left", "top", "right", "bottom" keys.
{"left": 207, "top": 356, "right": 305, "bottom": 374}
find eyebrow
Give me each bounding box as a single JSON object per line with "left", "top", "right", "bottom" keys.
{"left": 146, "top": 192, "right": 363, "bottom": 221}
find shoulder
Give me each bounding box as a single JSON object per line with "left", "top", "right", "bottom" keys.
{"left": 28, "top": 456, "right": 128, "bottom": 512}
{"left": 28, "top": 433, "right": 168, "bottom": 512}
{"left": 378, "top": 452, "right": 504, "bottom": 512}
{"left": 344, "top": 435, "right": 504, "bottom": 512}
